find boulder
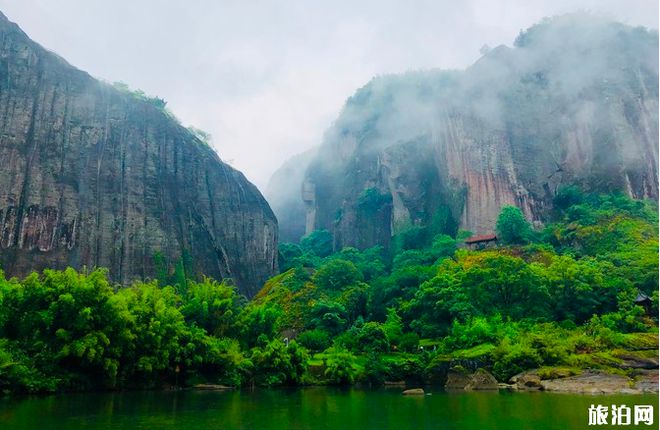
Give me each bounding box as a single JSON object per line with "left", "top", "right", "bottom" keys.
{"left": 509, "top": 372, "right": 543, "bottom": 390}
{"left": 633, "top": 369, "right": 659, "bottom": 393}
{"left": 445, "top": 366, "right": 472, "bottom": 390}
{"left": 445, "top": 367, "right": 498, "bottom": 390}
{"left": 193, "top": 384, "right": 234, "bottom": 391}
{"left": 465, "top": 368, "right": 498, "bottom": 391}
{"left": 614, "top": 352, "right": 659, "bottom": 370}
{"left": 540, "top": 370, "right": 639, "bottom": 394}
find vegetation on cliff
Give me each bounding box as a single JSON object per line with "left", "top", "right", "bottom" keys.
{"left": 276, "top": 14, "right": 658, "bottom": 248}
{"left": 0, "top": 12, "right": 278, "bottom": 296}
{"left": 1, "top": 191, "right": 657, "bottom": 393}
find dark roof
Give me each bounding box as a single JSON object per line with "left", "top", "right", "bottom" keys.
{"left": 465, "top": 234, "right": 497, "bottom": 244}
{"left": 635, "top": 292, "right": 651, "bottom": 303}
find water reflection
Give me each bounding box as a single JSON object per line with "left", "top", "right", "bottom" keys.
{"left": 1, "top": 388, "right": 657, "bottom": 430}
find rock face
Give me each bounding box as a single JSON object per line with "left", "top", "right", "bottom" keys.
{"left": 509, "top": 372, "right": 543, "bottom": 390}
{"left": 282, "top": 14, "right": 658, "bottom": 249}
{"left": 445, "top": 367, "right": 498, "bottom": 390}
{"left": 0, "top": 13, "right": 277, "bottom": 296}
{"left": 265, "top": 147, "right": 317, "bottom": 243}
{"left": 539, "top": 370, "right": 658, "bottom": 394}
{"left": 507, "top": 369, "right": 659, "bottom": 394}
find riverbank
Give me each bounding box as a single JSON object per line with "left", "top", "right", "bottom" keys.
{"left": 437, "top": 365, "right": 658, "bottom": 395}
{"left": 502, "top": 369, "right": 659, "bottom": 394}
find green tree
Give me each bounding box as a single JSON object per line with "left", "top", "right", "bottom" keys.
{"left": 496, "top": 205, "right": 532, "bottom": 244}
{"left": 356, "top": 322, "right": 389, "bottom": 352}
{"left": 382, "top": 308, "right": 403, "bottom": 345}
{"left": 180, "top": 278, "right": 243, "bottom": 337}
{"left": 300, "top": 230, "right": 333, "bottom": 258}
{"left": 323, "top": 348, "right": 358, "bottom": 385}
{"left": 238, "top": 304, "right": 282, "bottom": 347}
{"left": 312, "top": 259, "right": 363, "bottom": 291}
{"left": 249, "top": 339, "right": 308, "bottom": 386}
{"left": 278, "top": 243, "right": 303, "bottom": 271}
{"left": 309, "top": 301, "right": 347, "bottom": 335}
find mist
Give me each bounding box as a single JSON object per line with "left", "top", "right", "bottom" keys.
{"left": 0, "top": 1, "right": 656, "bottom": 190}
{"left": 266, "top": 12, "right": 658, "bottom": 244}
{"left": 319, "top": 12, "right": 659, "bottom": 154}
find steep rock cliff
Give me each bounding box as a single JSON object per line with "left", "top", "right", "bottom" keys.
{"left": 0, "top": 13, "right": 277, "bottom": 296}
{"left": 291, "top": 14, "right": 658, "bottom": 249}
{"left": 265, "top": 147, "right": 317, "bottom": 243}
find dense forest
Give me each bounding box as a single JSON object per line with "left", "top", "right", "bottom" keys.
{"left": 1, "top": 189, "right": 657, "bottom": 393}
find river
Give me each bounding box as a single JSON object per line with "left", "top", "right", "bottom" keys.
{"left": 1, "top": 387, "right": 657, "bottom": 429}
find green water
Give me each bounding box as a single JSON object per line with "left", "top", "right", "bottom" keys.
{"left": 1, "top": 388, "right": 657, "bottom": 430}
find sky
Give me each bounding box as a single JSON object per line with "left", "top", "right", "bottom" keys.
{"left": 0, "top": 1, "right": 656, "bottom": 190}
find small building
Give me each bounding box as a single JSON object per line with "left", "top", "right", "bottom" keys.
{"left": 464, "top": 233, "right": 498, "bottom": 250}
{"left": 634, "top": 291, "right": 652, "bottom": 315}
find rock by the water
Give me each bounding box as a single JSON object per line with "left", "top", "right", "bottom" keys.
{"left": 540, "top": 370, "right": 649, "bottom": 394}
{"left": 402, "top": 388, "right": 425, "bottom": 395}
{"left": 465, "top": 369, "right": 498, "bottom": 391}
{"left": 498, "top": 383, "right": 517, "bottom": 390}
{"left": 614, "top": 352, "right": 659, "bottom": 370}
{"left": 506, "top": 369, "right": 659, "bottom": 394}
{"left": 509, "top": 372, "right": 543, "bottom": 390}
{"left": 445, "top": 367, "right": 498, "bottom": 391}
{"left": 193, "top": 384, "right": 234, "bottom": 391}
{"left": 445, "top": 367, "right": 472, "bottom": 390}
{"left": 632, "top": 369, "right": 659, "bottom": 393}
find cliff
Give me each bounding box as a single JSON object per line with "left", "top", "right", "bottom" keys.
{"left": 286, "top": 14, "right": 658, "bottom": 248}
{"left": 0, "top": 12, "right": 277, "bottom": 296}
{"left": 265, "top": 147, "right": 317, "bottom": 243}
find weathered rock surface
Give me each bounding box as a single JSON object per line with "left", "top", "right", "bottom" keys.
{"left": 632, "top": 369, "right": 659, "bottom": 393}
{"left": 278, "top": 14, "right": 658, "bottom": 249}
{"left": 445, "top": 367, "right": 473, "bottom": 390}
{"left": 613, "top": 352, "right": 659, "bottom": 369}
{"left": 509, "top": 372, "right": 543, "bottom": 390}
{"left": 265, "top": 147, "right": 317, "bottom": 243}
{"left": 540, "top": 370, "right": 637, "bottom": 394}
{"left": 465, "top": 369, "right": 499, "bottom": 390}
{"left": 0, "top": 13, "right": 277, "bottom": 296}
{"left": 445, "top": 367, "right": 498, "bottom": 391}
{"left": 402, "top": 388, "right": 425, "bottom": 395}
{"left": 193, "top": 384, "right": 234, "bottom": 391}
{"left": 512, "top": 369, "right": 659, "bottom": 394}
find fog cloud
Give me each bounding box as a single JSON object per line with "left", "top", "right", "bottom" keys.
{"left": 0, "top": 0, "right": 656, "bottom": 189}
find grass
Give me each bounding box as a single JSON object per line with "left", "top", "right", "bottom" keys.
{"left": 449, "top": 343, "right": 496, "bottom": 359}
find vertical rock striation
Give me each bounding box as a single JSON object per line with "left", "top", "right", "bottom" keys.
{"left": 0, "top": 12, "right": 277, "bottom": 296}
{"left": 265, "top": 147, "right": 317, "bottom": 243}
{"left": 283, "top": 14, "right": 658, "bottom": 249}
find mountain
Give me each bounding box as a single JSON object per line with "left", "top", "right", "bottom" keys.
{"left": 0, "top": 12, "right": 277, "bottom": 296}
{"left": 278, "top": 13, "right": 658, "bottom": 249}
{"left": 265, "top": 147, "right": 317, "bottom": 243}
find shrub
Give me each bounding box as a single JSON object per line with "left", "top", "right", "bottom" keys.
{"left": 491, "top": 338, "right": 542, "bottom": 381}
{"left": 312, "top": 260, "right": 363, "bottom": 290}
{"left": 496, "top": 205, "right": 532, "bottom": 245}
{"left": 323, "top": 348, "right": 358, "bottom": 385}
{"left": 301, "top": 230, "right": 333, "bottom": 258}
{"left": 296, "top": 329, "right": 331, "bottom": 352}
{"left": 356, "top": 322, "right": 390, "bottom": 352}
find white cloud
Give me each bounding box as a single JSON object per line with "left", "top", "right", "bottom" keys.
{"left": 0, "top": 0, "right": 656, "bottom": 189}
